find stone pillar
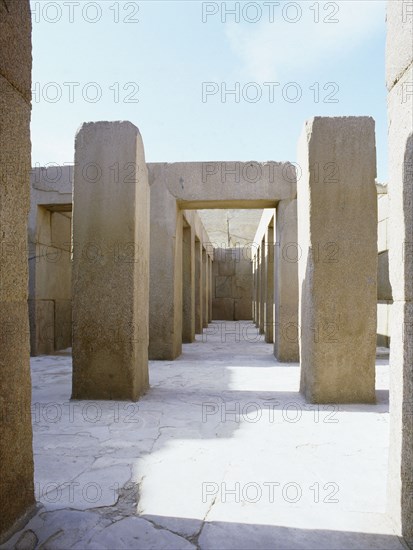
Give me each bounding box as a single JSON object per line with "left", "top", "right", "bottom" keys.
{"left": 256, "top": 248, "right": 261, "bottom": 329}
{"left": 72, "top": 121, "right": 150, "bottom": 399}
{"left": 208, "top": 256, "right": 213, "bottom": 323}
{"left": 264, "top": 224, "right": 274, "bottom": 343}
{"left": 149, "top": 176, "right": 182, "bottom": 360}
{"left": 274, "top": 200, "right": 299, "bottom": 362}
{"left": 252, "top": 255, "right": 257, "bottom": 324}
{"left": 182, "top": 225, "right": 195, "bottom": 343}
{"left": 202, "top": 247, "right": 209, "bottom": 328}
{"left": 0, "top": 0, "right": 35, "bottom": 536}
{"left": 297, "top": 117, "right": 377, "bottom": 403}
{"left": 195, "top": 239, "right": 203, "bottom": 333}
{"left": 386, "top": 1, "right": 413, "bottom": 541}
{"left": 259, "top": 239, "right": 265, "bottom": 334}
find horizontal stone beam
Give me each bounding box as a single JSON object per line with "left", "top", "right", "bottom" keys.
{"left": 147, "top": 161, "right": 296, "bottom": 208}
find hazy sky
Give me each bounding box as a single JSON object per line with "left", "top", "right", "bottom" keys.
{"left": 30, "top": 0, "right": 388, "bottom": 180}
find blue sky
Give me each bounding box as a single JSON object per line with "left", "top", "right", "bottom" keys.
{"left": 30, "top": 0, "right": 388, "bottom": 180}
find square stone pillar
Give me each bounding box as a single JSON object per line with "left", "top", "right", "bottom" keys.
{"left": 149, "top": 178, "right": 182, "bottom": 360}
{"left": 297, "top": 117, "right": 377, "bottom": 403}
{"left": 208, "top": 255, "right": 212, "bottom": 323}
{"left": 182, "top": 224, "right": 195, "bottom": 343}
{"left": 0, "top": 0, "right": 35, "bottom": 536}
{"left": 252, "top": 255, "right": 257, "bottom": 324}
{"left": 202, "top": 247, "right": 209, "bottom": 328}
{"left": 274, "top": 200, "right": 299, "bottom": 362}
{"left": 256, "top": 247, "right": 262, "bottom": 329}
{"left": 208, "top": 255, "right": 213, "bottom": 323}
{"left": 72, "top": 121, "right": 150, "bottom": 399}
{"left": 386, "top": 0, "right": 413, "bottom": 541}
{"left": 264, "top": 224, "right": 275, "bottom": 343}
{"left": 259, "top": 240, "right": 265, "bottom": 334}
{"left": 195, "top": 239, "right": 203, "bottom": 334}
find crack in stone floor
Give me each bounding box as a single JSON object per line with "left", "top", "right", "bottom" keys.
{"left": 1, "top": 322, "right": 408, "bottom": 550}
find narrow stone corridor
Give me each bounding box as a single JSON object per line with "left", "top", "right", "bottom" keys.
{"left": 2, "top": 322, "right": 406, "bottom": 549}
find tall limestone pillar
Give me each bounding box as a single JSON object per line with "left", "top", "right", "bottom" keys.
{"left": 72, "top": 121, "right": 150, "bottom": 399}
{"left": 297, "top": 117, "right": 377, "bottom": 403}
{"left": 195, "top": 239, "right": 203, "bottom": 334}
{"left": 252, "top": 255, "right": 257, "bottom": 324}
{"left": 274, "top": 200, "right": 299, "bottom": 362}
{"left": 202, "top": 247, "right": 209, "bottom": 327}
{"left": 0, "top": 0, "right": 35, "bottom": 536}
{"left": 208, "top": 255, "right": 213, "bottom": 323}
{"left": 148, "top": 167, "right": 183, "bottom": 360}
{"left": 182, "top": 224, "right": 195, "bottom": 343}
{"left": 258, "top": 240, "right": 265, "bottom": 334}
{"left": 386, "top": 1, "right": 413, "bottom": 541}
{"left": 264, "top": 224, "right": 274, "bottom": 343}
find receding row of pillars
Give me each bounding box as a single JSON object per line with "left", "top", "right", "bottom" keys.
{"left": 252, "top": 200, "right": 300, "bottom": 363}
{"left": 183, "top": 226, "right": 213, "bottom": 343}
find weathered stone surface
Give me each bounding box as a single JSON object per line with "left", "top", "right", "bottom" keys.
{"left": 234, "top": 299, "right": 252, "bottom": 320}
{"left": 149, "top": 195, "right": 182, "bottom": 359}
{"left": 0, "top": 0, "right": 35, "bottom": 537}
{"left": 377, "top": 193, "right": 389, "bottom": 253}
{"left": 386, "top": 4, "right": 413, "bottom": 539}
{"left": 377, "top": 301, "right": 391, "bottom": 348}
{"left": 212, "top": 298, "right": 234, "bottom": 320}
{"left": 216, "top": 276, "right": 232, "bottom": 298}
{"left": 72, "top": 121, "right": 149, "bottom": 400}
{"left": 0, "top": 0, "right": 32, "bottom": 102}
{"left": 212, "top": 248, "right": 252, "bottom": 320}
{"left": 274, "top": 200, "right": 299, "bottom": 362}
{"left": 147, "top": 161, "right": 297, "bottom": 209}
{"left": 182, "top": 225, "right": 195, "bottom": 343}
{"left": 232, "top": 274, "right": 252, "bottom": 301}
{"left": 202, "top": 248, "right": 209, "bottom": 327}
{"left": 29, "top": 206, "right": 72, "bottom": 355}
{"left": 258, "top": 239, "right": 265, "bottom": 334}
{"left": 298, "top": 117, "right": 377, "bottom": 403}
{"left": 388, "top": 302, "right": 413, "bottom": 542}
{"left": 218, "top": 257, "right": 235, "bottom": 277}
{"left": 208, "top": 256, "right": 213, "bottom": 323}
{"left": 378, "top": 251, "right": 392, "bottom": 302}
{"left": 387, "top": 66, "right": 413, "bottom": 303}
{"left": 264, "top": 225, "right": 274, "bottom": 343}
{"left": 195, "top": 239, "right": 203, "bottom": 334}
{"left": 54, "top": 299, "right": 71, "bottom": 350}
{"left": 28, "top": 299, "right": 54, "bottom": 355}
{"left": 386, "top": 1, "right": 413, "bottom": 90}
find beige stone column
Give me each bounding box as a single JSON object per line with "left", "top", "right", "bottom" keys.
{"left": 148, "top": 174, "right": 182, "bottom": 360}
{"left": 195, "top": 239, "right": 203, "bottom": 333}
{"left": 297, "top": 117, "right": 377, "bottom": 403}
{"left": 274, "top": 200, "right": 299, "bottom": 362}
{"left": 264, "top": 223, "right": 275, "bottom": 343}
{"left": 259, "top": 239, "right": 265, "bottom": 334}
{"left": 0, "top": 0, "right": 35, "bottom": 536}
{"left": 202, "top": 247, "right": 209, "bottom": 328}
{"left": 254, "top": 252, "right": 259, "bottom": 325}
{"left": 72, "top": 121, "right": 150, "bottom": 399}
{"left": 252, "top": 255, "right": 257, "bottom": 324}
{"left": 182, "top": 224, "right": 195, "bottom": 343}
{"left": 256, "top": 248, "right": 261, "bottom": 329}
{"left": 386, "top": 1, "right": 413, "bottom": 540}
{"left": 208, "top": 255, "right": 213, "bottom": 323}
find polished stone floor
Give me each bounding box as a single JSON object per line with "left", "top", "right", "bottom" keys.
{"left": 2, "top": 322, "right": 408, "bottom": 549}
